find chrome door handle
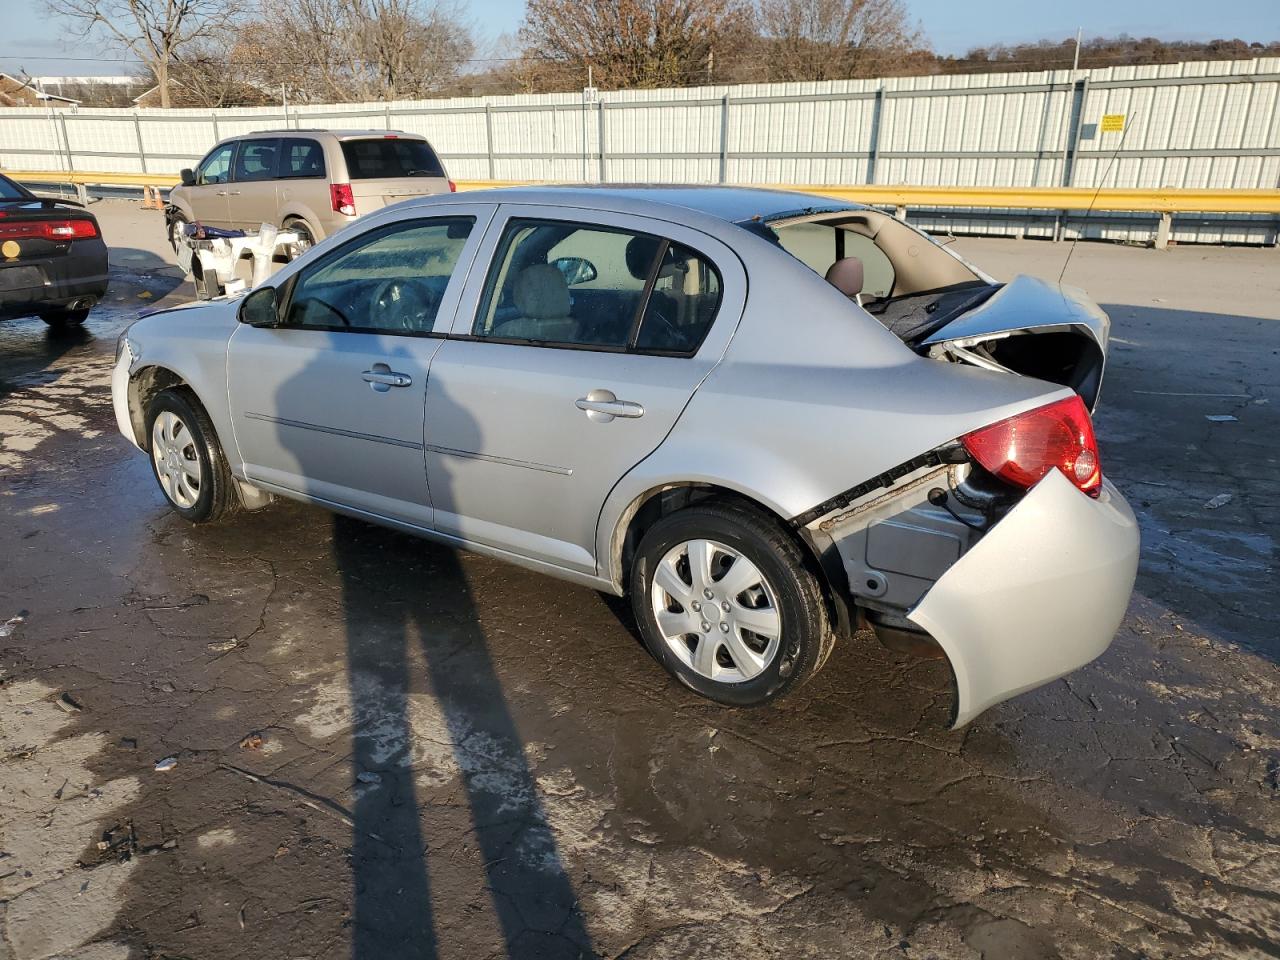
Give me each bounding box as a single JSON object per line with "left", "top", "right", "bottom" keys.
{"left": 363, "top": 366, "right": 413, "bottom": 391}
{"left": 226, "top": 190, "right": 241, "bottom": 196}
{"left": 576, "top": 389, "right": 644, "bottom": 422}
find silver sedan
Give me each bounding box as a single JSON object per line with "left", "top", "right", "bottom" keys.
{"left": 112, "top": 186, "right": 1139, "bottom": 727}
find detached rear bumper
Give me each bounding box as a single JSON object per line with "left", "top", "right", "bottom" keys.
{"left": 907, "top": 470, "right": 1139, "bottom": 727}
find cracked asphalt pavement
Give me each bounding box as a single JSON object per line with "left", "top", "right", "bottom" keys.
{"left": 1, "top": 202, "right": 1277, "bottom": 960}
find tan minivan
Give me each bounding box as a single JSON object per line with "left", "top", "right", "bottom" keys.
{"left": 166, "top": 129, "right": 455, "bottom": 257}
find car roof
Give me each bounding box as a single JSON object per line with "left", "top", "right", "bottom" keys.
{"left": 433, "top": 184, "right": 865, "bottom": 227}
{"left": 240, "top": 129, "right": 429, "bottom": 141}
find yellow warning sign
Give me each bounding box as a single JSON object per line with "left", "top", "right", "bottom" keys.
{"left": 1, "top": 240, "right": 19, "bottom": 259}
{"left": 1101, "top": 114, "right": 1126, "bottom": 133}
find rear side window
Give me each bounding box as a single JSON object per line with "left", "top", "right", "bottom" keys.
{"left": 279, "top": 138, "right": 326, "bottom": 179}
{"left": 232, "top": 139, "right": 279, "bottom": 182}
{"left": 0, "top": 176, "right": 29, "bottom": 199}
{"left": 341, "top": 138, "right": 445, "bottom": 179}
{"left": 472, "top": 217, "right": 721, "bottom": 354}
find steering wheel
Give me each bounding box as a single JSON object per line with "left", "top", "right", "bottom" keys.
{"left": 370, "top": 279, "right": 437, "bottom": 333}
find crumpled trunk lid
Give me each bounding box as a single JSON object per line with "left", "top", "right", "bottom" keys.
{"left": 919, "top": 274, "right": 1110, "bottom": 410}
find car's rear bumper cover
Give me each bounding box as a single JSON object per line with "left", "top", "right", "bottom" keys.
{"left": 0, "top": 238, "right": 109, "bottom": 320}
{"left": 907, "top": 470, "right": 1140, "bottom": 728}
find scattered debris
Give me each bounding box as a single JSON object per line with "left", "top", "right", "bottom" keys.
{"left": 1205, "top": 493, "right": 1233, "bottom": 509}
{"left": 274, "top": 844, "right": 289, "bottom": 859}
{"left": 119, "top": 737, "right": 137, "bottom": 750}
{"left": 1205, "top": 414, "right": 1238, "bottom": 423}
{"left": 162, "top": 838, "right": 177, "bottom": 850}
{"left": 0, "top": 612, "right": 27, "bottom": 638}
{"left": 207, "top": 638, "right": 239, "bottom": 653}
{"left": 137, "top": 290, "right": 154, "bottom": 299}
{"left": 55, "top": 692, "right": 83, "bottom": 713}
{"left": 54, "top": 778, "right": 69, "bottom": 800}
{"left": 356, "top": 771, "right": 382, "bottom": 785}
{"left": 239, "top": 732, "right": 264, "bottom": 751}
{"left": 155, "top": 757, "right": 178, "bottom": 772}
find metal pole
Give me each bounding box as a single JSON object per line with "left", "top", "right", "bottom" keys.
{"left": 868, "top": 87, "right": 885, "bottom": 184}
{"left": 211, "top": 112, "right": 220, "bottom": 143}
{"left": 484, "top": 103, "right": 495, "bottom": 180}
{"left": 597, "top": 100, "right": 607, "bottom": 183}
{"left": 132, "top": 110, "right": 146, "bottom": 173}
{"left": 719, "top": 94, "right": 730, "bottom": 184}
{"left": 1057, "top": 28, "right": 1082, "bottom": 186}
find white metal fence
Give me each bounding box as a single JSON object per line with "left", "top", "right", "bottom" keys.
{"left": 2, "top": 57, "right": 1278, "bottom": 243}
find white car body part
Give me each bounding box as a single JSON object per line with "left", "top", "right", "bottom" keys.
{"left": 908, "top": 470, "right": 1140, "bottom": 727}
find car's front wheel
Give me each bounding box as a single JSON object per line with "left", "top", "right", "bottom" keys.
{"left": 630, "top": 502, "right": 833, "bottom": 706}
{"left": 145, "top": 388, "right": 239, "bottom": 523}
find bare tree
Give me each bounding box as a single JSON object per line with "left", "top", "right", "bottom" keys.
{"left": 519, "top": 0, "right": 757, "bottom": 90}
{"left": 757, "top": 0, "right": 923, "bottom": 81}
{"left": 47, "top": 0, "right": 238, "bottom": 107}
{"left": 249, "top": 0, "right": 475, "bottom": 103}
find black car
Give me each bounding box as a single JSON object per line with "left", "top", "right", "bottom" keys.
{"left": 0, "top": 173, "right": 108, "bottom": 330}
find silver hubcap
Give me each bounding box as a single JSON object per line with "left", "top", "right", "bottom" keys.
{"left": 150, "top": 411, "right": 202, "bottom": 508}
{"left": 650, "top": 538, "right": 782, "bottom": 683}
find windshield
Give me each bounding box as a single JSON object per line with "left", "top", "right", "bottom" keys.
{"left": 0, "top": 175, "right": 33, "bottom": 200}
{"left": 341, "top": 139, "right": 445, "bottom": 179}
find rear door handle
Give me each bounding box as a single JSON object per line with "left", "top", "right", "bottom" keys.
{"left": 576, "top": 389, "right": 644, "bottom": 422}
{"left": 363, "top": 364, "right": 413, "bottom": 392}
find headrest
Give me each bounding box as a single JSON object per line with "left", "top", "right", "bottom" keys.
{"left": 824, "top": 257, "right": 864, "bottom": 298}
{"left": 514, "top": 264, "right": 571, "bottom": 319}
{"left": 625, "top": 235, "right": 663, "bottom": 280}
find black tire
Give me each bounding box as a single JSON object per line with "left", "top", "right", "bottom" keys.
{"left": 168, "top": 212, "right": 188, "bottom": 256}
{"left": 630, "top": 501, "right": 833, "bottom": 706}
{"left": 145, "top": 388, "right": 240, "bottom": 524}
{"left": 40, "top": 308, "right": 90, "bottom": 331}
{"left": 282, "top": 219, "right": 315, "bottom": 261}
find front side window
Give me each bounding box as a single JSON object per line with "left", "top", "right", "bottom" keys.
{"left": 279, "top": 138, "right": 325, "bottom": 179}
{"left": 285, "top": 217, "right": 475, "bottom": 334}
{"left": 233, "top": 139, "right": 279, "bottom": 182}
{"left": 197, "top": 143, "right": 235, "bottom": 185}
{"left": 341, "top": 138, "right": 445, "bottom": 179}
{"left": 472, "top": 218, "right": 721, "bottom": 353}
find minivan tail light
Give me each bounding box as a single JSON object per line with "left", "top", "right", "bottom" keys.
{"left": 448, "top": 179, "right": 457, "bottom": 193}
{"left": 330, "top": 183, "right": 356, "bottom": 216}
{"left": 961, "top": 395, "right": 1102, "bottom": 497}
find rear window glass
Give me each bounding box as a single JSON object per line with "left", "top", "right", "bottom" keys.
{"left": 0, "top": 176, "right": 29, "bottom": 199}
{"left": 279, "top": 138, "right": 326, "bottom": 179}
{"left": 341, "top": 138, "right": 445, "bottom": 179}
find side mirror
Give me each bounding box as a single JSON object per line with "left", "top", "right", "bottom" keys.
{"left": 239, "top": 286, "right": 280, "bottom": 327}
{"left": 552, "top": 256, "right": 597, "bottom": 286}
{"left": 179, "top": 168, "right": 196, "bottom": 187}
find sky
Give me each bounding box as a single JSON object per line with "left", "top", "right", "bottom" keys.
{"left": 2, "top": 0, "right": 1276, "bottom": 78}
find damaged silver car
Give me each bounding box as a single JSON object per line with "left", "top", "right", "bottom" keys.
{"left": 112, "top": 186, "right": 1139, "bottom": 727}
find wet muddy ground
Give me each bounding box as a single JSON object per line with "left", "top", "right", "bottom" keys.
{"left": 1, "top": 203, "right": 1277, "bottom": 960}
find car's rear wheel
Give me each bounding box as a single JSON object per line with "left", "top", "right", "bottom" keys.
{"left": 630, "top": 502, "right": 832, "bottom": 705}
{"left": 40, "top": 307, "right": 90, "bottom": 332}
{"left": 145, "top": 388, "right": 239, "bottom": 523}
{"left": 283, "top": 219, "right": 315, "bottom": 261}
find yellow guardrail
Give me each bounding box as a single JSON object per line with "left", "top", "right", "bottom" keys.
{"left": 9, "top": 170, "right": 1280, "bottom": 214}
{"left": 8, "top": 170, "right": 1279, "bottom": 247}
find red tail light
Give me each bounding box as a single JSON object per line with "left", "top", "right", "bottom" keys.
{"left": 330, "top": 183, "right": 356, "bottom": 216}
{"left": 962, "top": 395, "right": 1102, "bottom": 497}
{"left": 0, "top": 218, "right": 98, "bottom": 241}
{"left": 448, "top": 179, "right": 457, "bottom": 193}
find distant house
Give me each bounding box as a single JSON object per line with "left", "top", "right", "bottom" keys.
{"left": 0, "top": 73, "right": 79, "bottom": 108}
